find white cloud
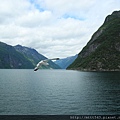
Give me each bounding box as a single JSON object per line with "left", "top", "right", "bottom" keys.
{"left": 15, "top": 10, "right": 53, "bottom": 27}
{"left": 0, "top": 0, "right": 31, "bottom": 24}
{"left": 36, "top": 0, "right": 95, "bottom": 17}
{"left": 0, "top": 0, "right": 120, "bottom": 58}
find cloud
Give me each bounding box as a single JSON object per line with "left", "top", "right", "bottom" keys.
{"left": 36, "top": 0, "right": 95, "bottom": 16}
{"left": 15, "top": 10, "right": 53, "bottom": 27}
{"left": 0, "top": 0, "right": 31, "bottom": 24}
{"left": 0, "top": 0, "right": 120, "bottom": 58}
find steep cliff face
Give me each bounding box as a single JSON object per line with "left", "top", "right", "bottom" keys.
{"left": 68, "top": 10, "right": 120, "bottom": 71}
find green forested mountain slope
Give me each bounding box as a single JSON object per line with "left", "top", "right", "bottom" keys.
{"left": 0, "top": 42, "right": 60, "bottom": 69}
{"left": 68, "top": 10, "right": 120, "bottom": 71}
{"left": 0, "top": 42, "right": 34, "bottom": 69}
{"left": 14, "top": 45, "right": 61, "bottom": 69}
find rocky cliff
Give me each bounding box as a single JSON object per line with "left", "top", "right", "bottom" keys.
{"left": 68, "top": 10, "right": 120, "bottom": 71}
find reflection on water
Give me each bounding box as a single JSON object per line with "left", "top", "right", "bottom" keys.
{"left": 0, "top": 69, "right": 120, "bottom": 115}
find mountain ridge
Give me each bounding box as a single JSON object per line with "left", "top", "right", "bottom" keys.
{"left": 67, "top": 10, "right": 120, "bottom": 71}
{"left": 54, "top": 54, "right": 78, "bottom": 69}
{"left": 0, "top": 42, "right": 61, "bottom": 69}
{"left": 0, "top": 42, "right": 34, "bottom": 69}
{"left": 14, "top": 45, "right": 61, "bottom": 69}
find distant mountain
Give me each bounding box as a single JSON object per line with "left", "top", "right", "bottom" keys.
{"left": 68, "top": 10, "right": 120, "bottom": 71}
{"left": 14, "top": 45, "right": 61, "bottom": 69}
{"left": 0, "top": 42, "right": 61, "bottom": 69}
{"left": 14, "top": 45, "right": 47, "bottom": 66}
{"left": 0, "top": 42, "right": 34, "bottom": 69}
{"left": 54, "top": 54, "right": 78, "bottom": 69}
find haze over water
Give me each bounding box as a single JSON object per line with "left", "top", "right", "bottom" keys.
{"left": 0, "top": 69, "right": 120, "bottom": 115}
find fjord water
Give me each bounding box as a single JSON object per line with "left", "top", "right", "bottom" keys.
{"left": 0, "top": 69, "right": 120, "bottom": 115}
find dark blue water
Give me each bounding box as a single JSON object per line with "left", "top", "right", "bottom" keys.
{"left": 0, "top": 69, "right": 120, "bottom": 115}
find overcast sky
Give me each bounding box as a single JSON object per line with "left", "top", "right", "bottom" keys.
{"left": 0, "top": 0, "right": 120, "bottom": 58}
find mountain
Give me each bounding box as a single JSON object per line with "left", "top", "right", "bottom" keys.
{"left": 0, "top": 42, "right": 61, "bottom": 69}
{"left": 54, "top": 54, "right": 78, "bottom": 69}
{"left": 14, "top": 45, "right": 46, "bottom": 66}
{"left": 67, "top": 10, "right": 120, "bottom": 71}
{"left": 14, "top": 45, "right": 61, "bottom": 69}
{"left": 0, "top": 42, "right": 34, "bottom": 69}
